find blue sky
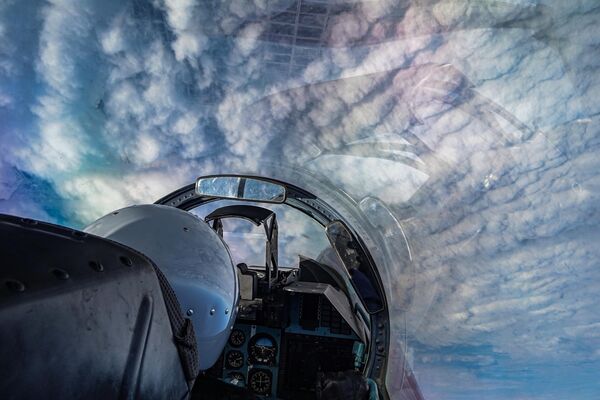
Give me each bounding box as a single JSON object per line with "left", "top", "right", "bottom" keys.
{"left": 1, "top": 0, "right": 599, "bottom": 398}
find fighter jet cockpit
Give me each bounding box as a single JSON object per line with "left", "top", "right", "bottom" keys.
{"left": 169, "top": 174, "right": 387, "bottom": 399}
{"left": 87, "top": 174, "right": 391, "bottom": 400}
{"left": 0, "top": 174, "right": 394, "bottom": 400}
{"left": 186, "top": 176, "right": 382, "bottom": 399}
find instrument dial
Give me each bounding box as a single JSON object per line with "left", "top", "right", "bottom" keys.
{"left": 225, "top": 350, "right": 244, "bottom": 369}
{"left": 226, "top": 372, "right": 245, "bottom": 386}
{"left": 248, "top": 334, "right": 277, "bottom": 366}
{"left": 229, "top": 329, "right": 246, "bottom": 347}
{"left": 248, "top": 369, "right": 272, "bottom": 395}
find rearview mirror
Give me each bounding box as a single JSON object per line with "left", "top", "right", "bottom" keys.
{"left": 196, "top": 175, "right": 286, "bottom": 203}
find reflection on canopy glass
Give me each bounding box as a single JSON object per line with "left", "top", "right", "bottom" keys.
{"left": 197, "top": 176, "right": 286, "bottom": 203}
{"left": 197, "top": 177, "right": 240, "bottom": 199}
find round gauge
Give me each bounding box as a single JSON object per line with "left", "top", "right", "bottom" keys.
{"left": 229, "top": 329, "right": 246, "bottom": 347}
{"left": 248, "top": 369, "right": 272, "bottom": 395}
{"left": 225, "top": 350, "right": 244, "bottom": 369}
{"left": 226, "top": 372, "right": 245, "bottom": 387}
{"left": 248, "top": 334, "right": 277, "bottom": 366}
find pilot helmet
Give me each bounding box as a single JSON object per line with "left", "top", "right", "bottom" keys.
{"left": 85, "top": 204, "right": 238, "bottom": 371}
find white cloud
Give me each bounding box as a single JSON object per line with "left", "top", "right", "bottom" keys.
{"left": 163, "top": 0, "right": 208, "bottom": 61}
{"left": 172, "top": 112, "right": 198, "bottom": 135}
{"left": 100, "top": 22, "right": 125, "bottom": 54}
{"left": 0, "top": 92, "right": 11, "bottom": 108}
{"left": 234, "top": 22, "right": 264, "bottom": 56}
{"left": 59, "top": 165, "right": 193, "bottom": 222}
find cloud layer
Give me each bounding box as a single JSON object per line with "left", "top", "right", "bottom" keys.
{"left": 1, "top": 0, "right": 599, "bottom": 398}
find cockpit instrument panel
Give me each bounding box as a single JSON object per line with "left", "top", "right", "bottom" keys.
{"left": 225, "top": 350, "right": 244, "bottom": 369}
{"left": 248, "top": 369, "right": 273, "bottom": 396}
{"left": 218, "top": 324, "right": 281, "bottom": 399}
{"left": 229, "top": 328, "right": 246, "bottom": 347}
{"left": 248, "top": 334, "right": 277, "bottom": 366}
{"left": 225, "top": 372, "right": 245, "bottom": 387}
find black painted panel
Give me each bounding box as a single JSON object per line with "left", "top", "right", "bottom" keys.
{"left": 0, "top": 214, "right": 190, "bottom": 400}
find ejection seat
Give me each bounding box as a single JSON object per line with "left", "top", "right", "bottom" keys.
{"left": 0, "top": 214, "right": 198, "bottom": 399}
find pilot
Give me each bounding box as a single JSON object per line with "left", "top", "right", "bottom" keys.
{"left": 317, "top": 246, "right": 381, "bottom": 311}
{"left": 348, "top": 266, "right": 381, "bottom": 310}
